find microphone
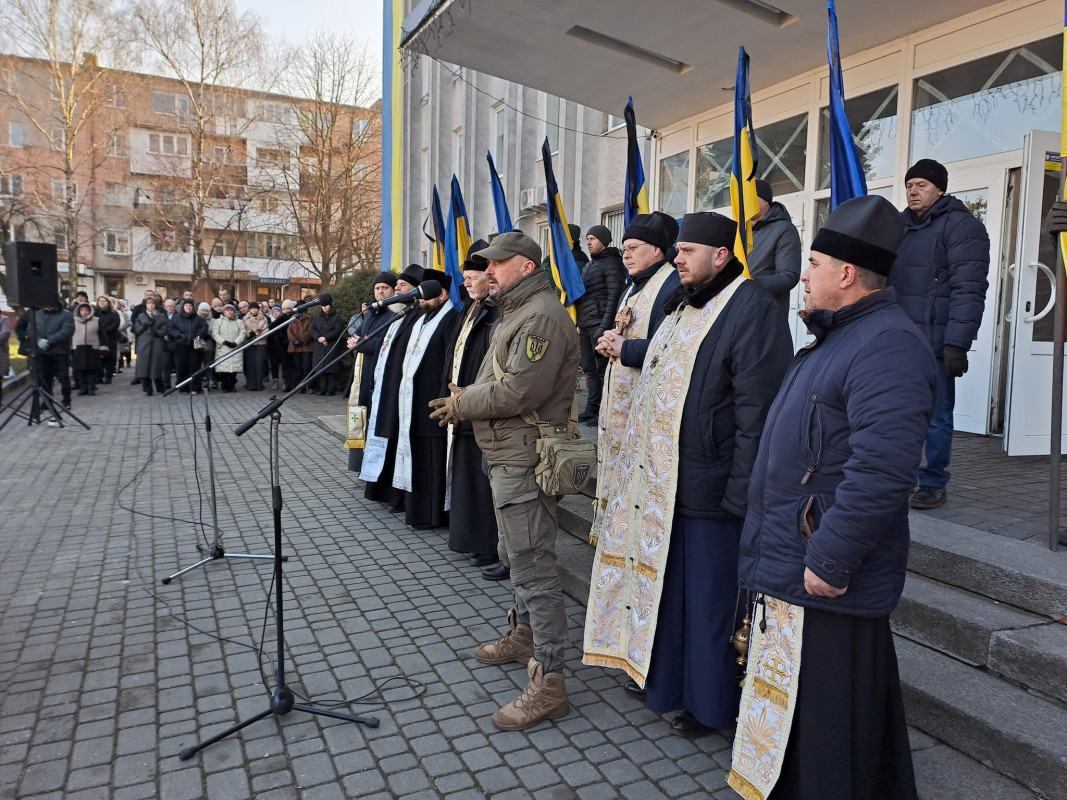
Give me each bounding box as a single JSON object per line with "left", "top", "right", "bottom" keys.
{"left": 366, "top": 280, "right": 442, "bottom": 312}
{"left": 291, "top": 292, "right": 333, "bottom": 313}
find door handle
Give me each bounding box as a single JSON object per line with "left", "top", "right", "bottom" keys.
{"left": 1023, "top": 261, "right": 1056, "bottom": 323}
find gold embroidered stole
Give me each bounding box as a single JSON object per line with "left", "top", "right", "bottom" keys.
{"left": 728, "top": 596, "right": 805, "bottom": 800}
{"left": 345, "top": 352, "right": 366, "bottom": 448}
{"left": 589, "top": 263, "right": 676, "bottom": 546}
{"left": 582, "top": 273, "right": 746, "bottom": 684}
{"left": 445, "top": 302, "right": 481, "bottom": 510}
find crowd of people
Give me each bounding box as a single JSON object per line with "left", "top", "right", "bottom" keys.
{"left": 9, "top": 288, "right": 349, "bottom": 417}
{"left": 343, "top": 158, "right": 993, "bottom": 799}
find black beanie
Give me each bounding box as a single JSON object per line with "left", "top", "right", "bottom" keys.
{"left": 318, "top": 293, "right": 333, "bottom": 306}
{"left": 373, "top": 272, "right": 397, "bottom": 289}
{"left": 622, "top": 212, "right": 678, "bottom": 255}
{"left": 810, "top": 195, "right": 904, "bottom": 277}
{"left": 904, "top": 159, "right": 948, "bottom": 192}
{"left": 462, "top": 239, "right": 490, "bottom": 271}
{"left": 755, "top": 179, "right": 773, "bottom": 203}
{"left": 398, "top": 264, "right": 424, "bottom": 286}
{"left": 587, "top": 225, "right": 612, "bottom": 247}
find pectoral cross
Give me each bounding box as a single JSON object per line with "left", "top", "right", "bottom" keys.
{"left": 615, "top": 306, "right": 634, "bottom": 336}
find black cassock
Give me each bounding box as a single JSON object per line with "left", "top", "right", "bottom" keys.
{"left": 394, "top": 303, "right": 456, "bottom": 529}
{"left": 440, "top": 298, "right": 500, "bottom": 555}
{"left": 348, "top": 305, "right": 403, "bottom": 473}
{"left": 363, "top": 310, "right": 421, "bottom": 509}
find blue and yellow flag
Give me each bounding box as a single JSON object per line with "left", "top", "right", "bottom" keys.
{"left": 380, "top": 0, "right": 403, "bottom": 271}
{"left": 1060, "top": 1, "right": 1067, "bottom": 274}
{"left": 487, "top": 151, "right": 513, "bottom": 234}
{"left": 541, "top": 138, "right": 586, "bottom": 321}
{"left": 730, "top": 47, "right": 758, "bottom": 277}
{"left": 624, "top": 97, "right": 649, "bottom": 226}
{"left": 444, "top": 176, "right": 471, "bottom": 309}
{"left": 827, "top": 0, "right": 867, "bottom": 210}
{"left": 430, "top": 185, "right": 447, "bottom": 274}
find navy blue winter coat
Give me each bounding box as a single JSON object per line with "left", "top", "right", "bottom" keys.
{"left": 888, "top": 194, "right": 990, "bottom": 357}
{"left": 738, "top": 288, "right": 936, "bottom": 618}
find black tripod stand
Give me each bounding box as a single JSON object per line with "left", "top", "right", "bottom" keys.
{"left": 0, "top": 308, "right": 89, "bottom": 432}
{"left": 179, "top": 384, "right": 379, "bottom": 760}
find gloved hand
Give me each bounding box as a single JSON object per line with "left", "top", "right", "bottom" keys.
{"left": 428, "top": 383, "right": 464, "bottom": 427}
{"left": 1046, "top": 200, "right": 1067, "bottom": 238}
{"left": 37, "top": 337, "right": 50, "bottom": 352}
{"left": 943, "top": 345, "right": 969, "bottom": 379}
{"left": 223, "top": 340, "right": 237, "bottom": 348}
{"left": 292, "top": 338, "right": 302, "bottom": 347}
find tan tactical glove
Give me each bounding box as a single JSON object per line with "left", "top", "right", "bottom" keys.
{"left": 428, "top": 383, "right": 464, "bottom": 427}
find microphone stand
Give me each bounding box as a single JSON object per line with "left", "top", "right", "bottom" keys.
{"left": 177, "top": 309, "right": 404, "bottom": 760}
{"left": 160, "top": 313, "right": 305, "bottom": 585}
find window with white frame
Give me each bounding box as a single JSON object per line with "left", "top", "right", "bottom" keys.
{"left": 148, "top": 132, "right": 189, "bottom": 156}
{"left": 54, "top": 229, "right": 67, "bottom": 251}
{"left": 104, "top": 84, "right": 125, "bottom": 108}
{"left": 50, "top": 127, "right": 66, "bottom": 151}
{"left": 1, "top": 122, "right": 23, "bottom": 147}
{"left": 104, "top": 182, "right": 127, "bottom": 205}
{"left": 353, "top": 118, "right": 371, "bottom": 142}
{"left": 604, "top": 114, "right": 624, "bottom": 134}
{"left": 104, "top": 230, "right": 130, "bottom": 255}
{"left": 152, "top": 90, "right": 190, "bottom": 117}
{"left": 256, "top": 148, "right": 289, "bottom": 169}
{"left": 258, "top": 195, "right": 279, "bottom": 214}
{"left": 544, "top": 94, "right": 561, "bottom": 154}
{"left": 52, "top": 178, "right": 78, "bottom": 202}
{"left": 259, "top": 101, "right": 290, "bottom": 124}
{"left": 107, "top": 130, "right": 128, "bottom": 158}
{"left": 0, "top": 173, "right": 23, "bottom": 196}
{"left": 249, "top": 233, "right": 296, "bottom": 259}
{"left": 212, "top": 239, "right": 231, "bottom": 257}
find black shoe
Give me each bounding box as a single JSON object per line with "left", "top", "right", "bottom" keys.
{"left": 671, "top": 710, "right": 712, "bottom": 739}
{"left": 77, "top": 389, "right": 88, "bottom": 396}
{"left": 469, "top": 552, "right": 497, "bottom": 568}
{"left": 388, "top": 504, "right": 405, "bottom": 513}
{"left": 622, "top": 680, "right": 647, "bottom": 698}
{"left": 131, "top": 378, "right": 141, "bottom": 385}
{"left": 482, "top": 563, "right": 510, "bottom": 582}
{"left": 578, "top": 414, "right": 597, "bottom": 425}
{"left": 910, "top": 486, "right": 947, "bottom": 510}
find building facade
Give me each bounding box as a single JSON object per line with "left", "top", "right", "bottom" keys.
{"left": 0, "top": 55, "right": 381, "bottom": 305}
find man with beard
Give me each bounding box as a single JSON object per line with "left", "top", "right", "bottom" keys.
{"left": 590, "top": 212, "right": 681, "bottom": 549}
{"left": 575, "top": 225, "right": 625, "bottom": 425}
{"left": 731, "top": 196, "right": 935, "bottom": 799}
{"left": 583, "top": 212, "right": 791, "bottom": 738}
{"left": 440, "top": 240, "right": 501, "bottom": 569}
{"left": 361, "top": 265, "right": 425, "bottom": 512}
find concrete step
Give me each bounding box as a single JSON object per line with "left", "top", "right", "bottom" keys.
{"left": 989, "top": 622, "right": 1067, "bottom": 706}
{"left": 897, "top": 636, "right": 1067, "bottom": 800}
{"left": 908, "top": 515, "right": 1067, "bottom": 619}
{"left": 558, "top": 493, "right": 594, "bottom": 543}
{"left": 891, "top": 573, "right": 1047, "bottom": 666}
{"left": 911, "top": 736, "right": 1044, "bottom": 800}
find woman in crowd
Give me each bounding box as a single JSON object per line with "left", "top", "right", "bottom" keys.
{"left": 72, "top": 302, "right": 107, "bottom": 396}
{"left": 287, "top": 304, "right": 314, "bottom": 392}
{"left": 266, "top": 305, "right": 287, "bottom": 390}
{"left": 243, "top": 301, "right": 269, "bottom": 391}
{"left": 132, "top": 297, "right": 168, "bottom": 395}
{"left": 115, "top": 299, "right": 132, "bottom": 370}
{"left": 310, "top": 294, "right": 344, "bottom": 395}
{"left": 94, "top": 295, "right": 120, "bottom": 384}
{"left": 196, "top": 302, "right": 216, "bottom": 391}
{"left": 212, "top": 303, "right": 246, "bottom": 393}
{"left": 168, "top": 298, "right": 209, "bottom": 394}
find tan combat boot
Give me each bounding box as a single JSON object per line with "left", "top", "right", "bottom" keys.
{"left": 491, "top": 658, "right": 569, "bottom": 731}
{"left": 473, "top": 609, "right": 534, "bottom": 666}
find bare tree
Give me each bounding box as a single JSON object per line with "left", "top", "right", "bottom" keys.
{"left": 129, "top": 0, "right": 281, "bottom": 293}
{"left": 269, "top": 32, "right": 381, "bottom": 289}
{"left": 0, "top": 0, "right": 130, "bottom": 280}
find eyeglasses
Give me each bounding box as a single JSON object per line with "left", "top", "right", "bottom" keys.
{"left": 622, "top": 243, "right": 648, "bottom": 255}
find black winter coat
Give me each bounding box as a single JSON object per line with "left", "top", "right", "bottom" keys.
{"left": 575, "top": 247, "right": 626, "bottom": 337}
{"left": 440, "top": 299, "right": 500, "bottom": 435}
{"left": 666, "top": 265, "right": 793, "bottom": 519}
{"left": 618, "top": 260, "right": 681, "bottom": 368}
{"left": 167, "top": 310, "right": 209, "bottom": 348}
{"left": 888, "top": 194, "right": 990, "bottom": 357}
{"left": 738, "top": 288, "right": 936, "bottom": 618}
{"left": 94, "top": 307, "right": 121, "bottom": 349}
{"left": 15, "top": 308, "right": 74, "bottom": 355}
{"left": 351, "top": 305, "right": 401, "bottom": 406}
{"left": 310, "top": 309, "right": 346, "bottom": 374}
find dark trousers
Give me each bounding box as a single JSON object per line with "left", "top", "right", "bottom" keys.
{"left": 918, "top": 358, "right": 953, "bottom": 489}
{"left": 174, "top": 347, "right": 196, "bottom": 393}
{"left": 74, "top": 369, "right": 96, "bottom": 394}
{"left": 38, "top": 354, "right": 71, "bottom": 406}
{"left": 289, "top": 351, "right": 312, "bottom": 390}
{"left": 245, "top": 346, "right": 266, "bottom": 390}
{"left": 579, "top": 328, "right": 607, "bottom": 419}
{"left": 161, "top": 349, "right": 176, "bottom": 388}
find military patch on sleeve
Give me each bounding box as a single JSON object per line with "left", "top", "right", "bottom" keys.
{"left": 525, "top": 335, "right": 549, "bottom": 362}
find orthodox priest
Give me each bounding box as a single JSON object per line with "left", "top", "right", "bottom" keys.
{"left": 360, "top": 265, "right": 424, "bottom": 512}
{"left": 440, "top": 240, "right": 501, "bottom": 566}
{"left": 583, "top": 212, "right": 792, "bottom": 738}
{"left": 590, "top": 212, "right": 681, "bottom": 548}
{"left": 347, "top": 271, "right": 399, "bottom": 474}
{"left": 392, "top": 269, "right": 457, "bottom": 529}
{"left": 731, "top": 196, "right": 935, "bottom": 800}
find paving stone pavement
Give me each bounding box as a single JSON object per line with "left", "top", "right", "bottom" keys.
{"left": 0, "top": 376, "right": 1038, "bottom": 800}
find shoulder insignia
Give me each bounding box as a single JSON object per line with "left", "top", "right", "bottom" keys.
{"left": 525, "top": 335, "right": 549, "bottom": 362}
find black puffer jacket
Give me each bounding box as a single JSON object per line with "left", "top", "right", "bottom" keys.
{"left": 575, "top": 247, "right": 626, "bottom": 338}
{"left": 888, "top": 194, "right": 990, "bottom": 356}
{"left": 167, "top": 308, "right": 209, "bottom": 348}
{"left": 749, "top": 202, "right": 802, "bottom": 314}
